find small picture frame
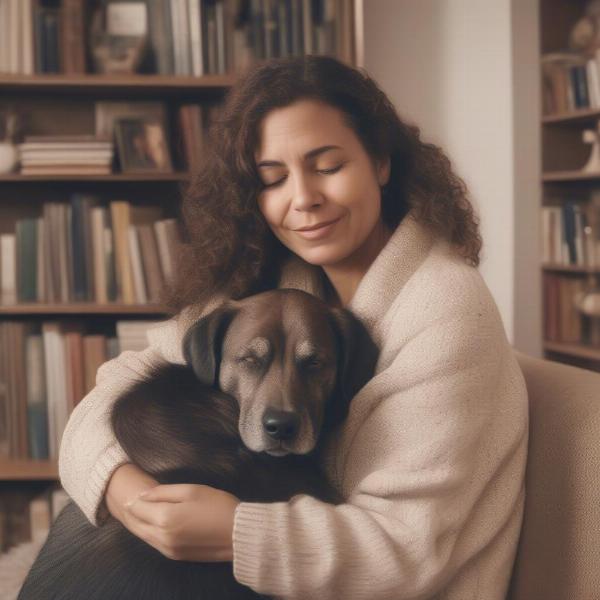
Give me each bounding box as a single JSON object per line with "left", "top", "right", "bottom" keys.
{"left": 114, "top": 118, "right": 173, "bottom": 173}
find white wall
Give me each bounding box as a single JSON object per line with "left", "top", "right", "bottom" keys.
{"left": 362, "top": 0, "right": 541, "bottom": 355}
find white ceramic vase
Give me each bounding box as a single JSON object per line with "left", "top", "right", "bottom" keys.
{"left": 0, "top": 142, "right": 18, "bottom": 174}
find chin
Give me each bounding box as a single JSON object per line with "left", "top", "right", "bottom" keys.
{"left": 294, "top": 246, "right": 348, "bottom": 266}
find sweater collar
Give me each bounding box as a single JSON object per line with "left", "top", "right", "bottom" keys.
{"left": 279, "top": 210, "right": 435, "bottom": 330}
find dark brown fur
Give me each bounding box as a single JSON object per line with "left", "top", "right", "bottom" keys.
{"left": 18, "top": 290, "right": 378, "bottom": 600}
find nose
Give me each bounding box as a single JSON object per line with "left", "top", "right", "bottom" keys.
{"left": 291, "top": 173, "right": 322, "bottom": 212}
{"left": 262, "top": 408, "right": 300, "bottom": 441}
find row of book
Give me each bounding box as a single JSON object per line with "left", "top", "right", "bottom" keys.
{"left": 0, "top": 319, "right": 161, "bottom": 461}
{"left": 0, "top": 0, "right": 355, "bottom": 77}
{"left": 543, "top": 273, "right": 600, "bottom": 345}
{"left": 540, "top": 202, "right": 600, "bottom": 268}
{"left": 541, "top": 50, "right": 600, "bottom": 115}
{"left": 157, "top": 0, "right": 356, "bottom": 75}
{"left": 0, "top": 197, "right": 183, "bottom": 306}
{"left": 0, "top": 485, "right": 69, "bottom": 555}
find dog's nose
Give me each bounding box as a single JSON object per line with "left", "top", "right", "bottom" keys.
{"left": 262, "top": 409, "right": 300, "bottom": 441}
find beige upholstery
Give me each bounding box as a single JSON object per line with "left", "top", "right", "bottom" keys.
{"left": 507, "top": 352, "right": 600, "bottom": 600}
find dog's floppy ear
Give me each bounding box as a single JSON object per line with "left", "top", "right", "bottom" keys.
{"left": 326, "top": 308, "right": 379, "bottom": 428}
{"left": 182, "top": 304, "right": 237, "bottom": 387}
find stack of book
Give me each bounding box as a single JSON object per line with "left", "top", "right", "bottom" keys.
{"left": 17, "top": 136, "right": 114, "bottom": 177}
{"left": 0, "top": 196, "right": 182, "bottom": 306}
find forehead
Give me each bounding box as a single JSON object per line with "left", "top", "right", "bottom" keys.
{"left": 254, "top": 99, "right": 359, "bottom": 161}
{"left": 223, "top": 294, "right": 336, "bottom": 351}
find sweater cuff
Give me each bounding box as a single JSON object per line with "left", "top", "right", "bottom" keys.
{"left": 82, "top": 442, "right": 130, "bottom": 526}
{"left": 233, "top": 502, "right": 284, "bottom": 590}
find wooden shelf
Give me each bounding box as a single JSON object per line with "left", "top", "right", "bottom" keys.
{"left": 542, "top": 264, "right": 600, "bottom": 274}
{"left": 0, "top": 303, "right": 169, "bottom": 315}
{"left": 542, "top": 107, "right": 600, "bottom": 125}
{"left": 0, "top": 73, "right": 236, "bottom": 95}
{"left": 0, "top": 172, "right": 191, "bottom": 182}
{"left": 544, "top": 341, "right": 600, "bottom": 362}
{"left": 0, "top": 459, "right": 58, "bottom": 480}
{"left": 542, "top": 170, "right": 600, "bottom": 182}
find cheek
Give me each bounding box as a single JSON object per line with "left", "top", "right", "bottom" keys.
{"left": 257, "top": 195, "right": 287, "bottom": 229}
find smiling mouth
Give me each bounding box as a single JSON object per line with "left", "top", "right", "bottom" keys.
{"left": 295, "top": 218, "right": 340, "bottom": 232}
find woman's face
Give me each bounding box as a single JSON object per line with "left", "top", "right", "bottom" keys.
{"left": 254, "top": 99, "right": 390, "bottom": 267}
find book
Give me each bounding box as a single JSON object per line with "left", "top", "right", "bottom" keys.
{"left": 110, "top": 201, "right": 135, "bottom": 304}
{"left": 91, "top": 207, "right": 108, "bottom": 303}
{"left": 128, "top": 225, "right": 148, "bottom": 304}
{"left": 1, "top": 233, "right": 17, "bottom": 304}
{"left": 82, "top": 335, "right": 107, "bottom": 394}
{"left": 60, "top": 0, "right": 86, "bottom": 74}
{"left": 137, "top": 224, "right": 164, "bottom": 303}
{"left": 41, "top": 323, "right": 69, "bottom": 460}
{"left": 25, "top": 334, "right": 49, "bottom": 460}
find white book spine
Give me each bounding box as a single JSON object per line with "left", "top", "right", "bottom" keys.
{"left": 188, "top": 0, "right": 204, "bottom": 76}
{"left": 21, "top": 0, "right": 34, "bottom": 75}
{"left": 10, "top": 0, "right": 20, "bottom": 73}
{"left": 587, "top": 59, "right": 600, "bottom": 108}
{"left": 0, "top": 233, "right": 16, "bottom": 303}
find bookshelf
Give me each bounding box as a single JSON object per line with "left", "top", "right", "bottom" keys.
{"left": 540, "top": 0, "right": 600, "bottom": 372}
{"left": 0, "top": 0, "right": 359, "bottom": 556}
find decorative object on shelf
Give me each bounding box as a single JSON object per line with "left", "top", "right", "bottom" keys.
{"left": 570, "top": 1, "right": 600, "bottom": 57}
{"left": 0, "top": 111, "right": 19, "bottom": 174}
{"left": 576, "top": 285, "right": 600, "bottom": 316}
{"left": 115, "top": 118, "right": 173, "bottom": 173}
{"left": 582, "top": 120, "right": 600, "bottom": 173}
{"left": 89, "top": 1, "right": 149, "bottom": 74}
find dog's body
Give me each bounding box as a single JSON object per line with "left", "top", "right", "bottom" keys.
{"left": 18, "top": 290, "right": 378, "bottom": 600}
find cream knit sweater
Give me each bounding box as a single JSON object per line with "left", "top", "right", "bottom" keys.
{"left": 58, "top": 212, "right": 528, "bottom": 600}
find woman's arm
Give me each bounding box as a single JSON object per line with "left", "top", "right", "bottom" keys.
{"left": 231, "top": 310, "right": 529, "bottom": 600}
{"left": 58, "top": 319, "right": 182, "bottom": 526}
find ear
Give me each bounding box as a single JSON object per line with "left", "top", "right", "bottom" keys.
{"left": 377, "top": 155, "right": 391, "bottom": 187}
{"left": 326, "top": 308, "right": 379, "bottom": 428}
{"left": 181, "top": 304, "right": 237, "bottom": 387}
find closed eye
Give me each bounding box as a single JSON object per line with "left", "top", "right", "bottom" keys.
{"left": 262, "top": 163, "right": 345, "bottom": 189}
{"left": 263, "top": 175, "right": 287, "bottom": 188}
{"left": 318, "top": 164, "right": 344, "bottom": 175}
{"left": 238, "top": 355, "right": 264, "bottom": 369}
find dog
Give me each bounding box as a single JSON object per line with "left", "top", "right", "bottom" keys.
{"left": 18, "top": 289, "right": 378, "bottom": 600}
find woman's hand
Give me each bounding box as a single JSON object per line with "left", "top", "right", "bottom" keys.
{"left": 104, "top": 462, "right": 160, "bottom": 528}
{"left": 125, "top": 483, "right": 241, "bottom": 562}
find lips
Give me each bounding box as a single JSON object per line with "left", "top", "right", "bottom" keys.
{"left": 295, "top": 218, "right": 340, "bottom": 232}
{"left": 293, "top": 217, "right": 342, "bottom": 240}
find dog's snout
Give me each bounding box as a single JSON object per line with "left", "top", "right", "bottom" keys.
{"left": 262, "top": 409, "right": 300, "bottom": 441}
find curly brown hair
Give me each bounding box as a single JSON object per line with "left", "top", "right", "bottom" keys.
{"left": 165, "top": 55, "right": 482, "bottom": 314}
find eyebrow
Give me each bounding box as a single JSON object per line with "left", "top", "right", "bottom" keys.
{"left": 256, "top": 145, "right": 342, "bottom": 169}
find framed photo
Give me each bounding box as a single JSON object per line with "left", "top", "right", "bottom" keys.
{"left": 115, "top": 118, "right": 173, "bottom": 173}
{"left": 95, "top": 101, "right": 167, "bottom": 140}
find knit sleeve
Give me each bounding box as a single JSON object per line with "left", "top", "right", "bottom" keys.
{"left": 232, "top": 310, "right": 528, "bottom": 599}
{"left": 58, "top": 318, "right": 181, "bottom": 527}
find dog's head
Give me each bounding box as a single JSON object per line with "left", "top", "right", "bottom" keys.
{"left": 182, "top": 289, "right": 378, "bottom": 456}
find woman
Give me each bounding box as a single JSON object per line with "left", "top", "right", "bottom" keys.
{"left": 59, "top": 55, "right": 528, "bottom": 599}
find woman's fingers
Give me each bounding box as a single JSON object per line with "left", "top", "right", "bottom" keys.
{"left": 137, "top": 483, "right": 202, "bottom": 502}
